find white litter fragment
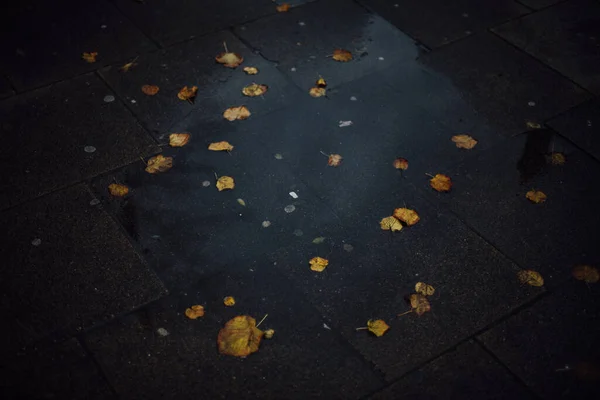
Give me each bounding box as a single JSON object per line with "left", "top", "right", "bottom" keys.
{"left": 323, "top": 323, "right": 331, "bottom": 330}
{"left": 157, "top": 328, "right": 169, "bottom": 337}
{"left": 131, "top": 99, "right": 137, "bottom": 104}
{"left": 284, "top": 204, "right": 296, "bottom": 213}
{"left": 31, "top": 238, "right": 42, "bottom": 246}
{"left": 338, "top": 120, "right": 353, "bottom": 128}
{"left": 84, "top": 145, "right": 96, "bottom": 153}
{"left": 103, "top": 95, "right": 115, "bottom": 103}
{"left": 262, "top": 220, "right": 271, "bottom": 228}
{"left": 89, "top": 199, "right": 100, "bottom": 206}
{"left": 289, "top": 191, "right": 298, "bottom": 199}
{"left": 202, "top": 180, "right": 211, "bottom": 187}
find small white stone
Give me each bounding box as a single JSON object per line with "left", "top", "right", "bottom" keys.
{"left": 323, "top": 323, "right": 331, "bottom": 330}
{"left": 100, "top": 24, "right": 107, "bottom": 29}
{"left": 89, "top": 199, "right": 100, "bottom": 206}
{"left": 293, "top": 229, "right": 303, "bottom": 237}
{"left": 274, "top": 153, "right": 283, "bottom": 160}
{"left": 157, "top": 327, "right": 169, "bottom": 336}
{"left": 262, "top": 220, "right": 271, "bottom": 228}
{"left": 528, "top": 101, "right": 536, "bottom": 107}
{"left": 202, "top": 181, "right": 211, "bottom": 187}
{"left": 31, "top": 238, "right": 42, "bottom": 246}
{"left": 289, "top": 191, "right": 298, "bottom": 199}
{"left": 103, "top": 95, "right": 115, "bottom": 103}
{"left": 84, "top": 145, "right": 96, "bottom": 153}
{"left": 299, "top": 21, "right": 306, "bottom": 26}
{"left": 343, "top": 243, "right": 354, "bottom": 252}
{"left": 290, "top": 67, "right": 297, "bottom": 72}
{"left": 131, "top": 99, "right": 137, "bottom": 104}
{"left": 338, "top": 120, "right": 353, "bottom": 128}
{"left": 284, "top": 204, "right": 296, "bottom": 213}
{"left": 378, "top": 56, "right": 384, "bottom": 61}
{"left": 350, "top": 96, "right": 357, "bottom": 101}
{"left": 462, "top": 13, "right": 469, "bottom": 18}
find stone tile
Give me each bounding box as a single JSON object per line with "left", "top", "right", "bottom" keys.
{"left": 268, "top": 186, "right": 542, "bottom": 381}
{"left": 0, "top": 76, "right": 14, "bottom": 99}
{"left": 112, "top": 0, "right": 275, "bottom": 46}
{"left": 0, "top": 338, "right": 115, "bottom": 400}
{"left": 419, "top": 32, "right": 591, "bottom": 136}
{"left": 99, "top": 30, "right": 300, "bottom": 137}
{"left": 426, "top": 130, "right": 600, "bottom": 287}
{"left": 370, "top": 341, "right": 534, "bottom": 399}
{"left": 547, "top": 98, "right": 600, "bottom": 161}
{"left": 479, "top": 281, "right": 600, "bottom": 399}
{"left": 0, "top": 0, "right": 156, "bottom": 91}
{"left": 89, "top": 115, "right": 342, "bottom": 290}
{"left": 0, "top": 73, "right": 158, "bottom": 210}
{"left": 84, "top": 268, "right": 385, "bottom": 399}
{"left": 235, "top": 0, "right": 420, "bottom": 90}
{"left": 517, "top": 0, "right": 564, "bottom": 10}
{"left": 0, "top": 185, "right": 166, "bottom": 357}
{"left": 358, "top": 0, "right": 528, "bottom": 48}
{"left": 493, "top": 0, "right": 600, "bottom": 94}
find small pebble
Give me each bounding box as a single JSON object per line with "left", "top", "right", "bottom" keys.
{"left": 350, "top": 96, "right": 357, "bottom": 101}
{"left": 289, "top": 191, "right": 298, "bottom": 199}
{"left": 103, "top": 95, "right": 115, "bottom": 103}
{"left": 299, "top": 21, "right": 306, "bottom": 26}
{"left": 587, "top": 120, "right": 592, "bottom": 127}
{"left": 290, "top": 67, "right": 297, "bottom": 72}
{"left": 284, "top": 204, "right": 296, "bottom": 213}
{"left": 323, "top": 323, "right": 331, "bottom": 330}
{"left": 343, "top": 243, "right": 354, "bottom": 252}
{"left": 157, "top": 327, "right": 169, "bottom": 337}
{"left": 394, "top": 4, "right": 399, "bottom": 7}
{"left": 84, "top": 145, "right": 96, "bottom": 153}
{"left": 274, "top": 153, "right": 283, "bottom": 160}
{"left": 202, "top": 181, "right": 211, "bottom": 187}
{"left": 262, "top": 220, "right": 271, "bottom": 228}
{"left": 462, "top": 13, "right": 469, "bottom": 18}
{"left": 528, "top": 101, "right": 536, "bottom": 107}
{"left": 100, "top": 24, "right": 107, "bottom": 29}
{"left": 131, "top": 99, "right": 137, "bottom": 104}
{"left": 31, "top": 238, "right": 42, "bottom": 246}
{"left": 293, "top": 229, "right": 303, "bottom": 237}
{"left": 378, "top": 56, "right": 384, "bottom": 61}
{"left": 89, "top": 199, "right": 100, "bottom": 206}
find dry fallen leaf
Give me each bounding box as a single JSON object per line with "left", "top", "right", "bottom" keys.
{"left": 215, "top": 52, "right": 243, "bottom": 68}
{"left": 415, "top": 282, "right": 435, "bottom": 296}
{"left": 224, "top": 296, "right": 236, "bottom": 306}
{"left": 237, "top": 198, "right": 246, "bottom": 207}
{"left": 393, "top": 158, "right": 409, "bottom": 170}
{"left": 332, "top": 49, "right": 352, "bottom": 62}
{"left": 217, "top": 315, "right": 264, "bottom": 357}
{"left": 526, "top": 121, "right": 542, "bottom": 129}
{"left": 141, "top": 84, "right": 160, "bottom": 96}
{"left": 223, "top": 106, "right": 251, "bottom": 121}
{"left": 312, "top": 237, "right": 326, "bottom": 244}
{"left": 108, "top": 183, "right": 129, "bottom": 197}
{"left": 572, "top": 265, "right": 599, "bottom": 283}
{"left": 309, "top": 256, "right": 329, "bottom": 272}
{"left": 243, "top": 66, "right": 259, "bottom": 75}
{"left": 242, "top": 83, "right": 268, "bottom": 97}
{"left": 409, "top": 294, "right": 431, "bottom": 316}
{"left": 82, "top": 52, "right": 98, "bottom": 63}
{"left": 526, "top": 190, "right": 547, "bottom": 204}
{"left": 517, "top": 270, "right": 544, "bottom": 287}
{"left": 145, "top": 155, "right": 173, "bottom": 174}
{"left": 208, "top": 141, "right": 234, "bottom": 151}
{"left": 309, "top": 87, "right": 326, "bottom": 98}
{"left": 451, "top": 134, "right": 478, "bottom": 149}
{"left": 316, "top": 77, "right": 327, "bottom": 88}
{"left": 264, "top": 329, "right": 275, "bottom": 339}
{"left": 393, "top": 208, "right": 420, "bottom": 226}
{"left": 216, "top": 176, "right": 235, "bottom": 191}
{"left": 120, "top": 58, "right": 138, "bottom": 72}
{"left": 380, "top": 216, "right": 403, "bottom": 232}
{"left": 276, "top": 3, "right": 291, "bottom": 12}
{"left": 185, "top": 305, "right": 205, "bottom": 319}
{"left": 368, "top": 319, "right": 389, "bottom": 337}
{"left": 328, "top": 154, "right": 343, "bottom": 167}
{"left": 169, "top": 133, "right": 191, "bottom": 147}
{"left": 177, "top": 86, "right": 198, "bottom": 102}
{"left": 430, "top": 174, "right": 452, "bottom": 192}
{"left": 550, "top": 152, "right": 566, "bottom": 165}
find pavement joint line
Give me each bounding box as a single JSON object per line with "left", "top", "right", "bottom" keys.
{"left": 76, "top": 335, "right": 121, "bottom": 399}
{"left": 109, "top": 0, "right": 163, "bottom": 50}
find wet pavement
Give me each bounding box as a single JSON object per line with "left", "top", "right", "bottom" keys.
{"left": 1, "top": 0, "right": 600, "bottom": 399}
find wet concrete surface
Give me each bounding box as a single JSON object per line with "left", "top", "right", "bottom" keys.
{"left": 2, "top": 0, "right": 600, "bottom": 398}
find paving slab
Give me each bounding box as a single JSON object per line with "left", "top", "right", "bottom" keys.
{"left": 0, "top": 76, "right": 14, "bottom": 99}
{"left": 235, "top": 0, "right": 420, "bottom": 91}
{"left": 0, "top": 73, "right": 158, "bottom": 210}
{"left": 424, "top": 130, "right": 600, "bottom": 287}
{"left": 479, "top": 281, "right": 600, "bottom": 399}
{"left": 0, "top": 184, "right": 166, "bottom": 357}
{"left": 112, "top": 0, "right": 275, "bottom": 46}
{"left": 84, "top": 268, "right": 385, "bottom": 400}
{"left": 89, "top": 114, "right": 343, "bottom": 290}
{"left": 369, "top": 341, "right": 534, "bottom": 399}
{"left": 357, "top": 0, "right": 528, "bottom": 49}
{"left": 419, "top": 32, "right": 591, "bottom": 136}
{"left": 268, "top": 185, "right": 542, "bottom": 381}
{"left": 517, "top": 0, "right": 565, "bottom": 10}
{"left": 0, "top": 0, "right": 156, "bottom": 91}
{"left": 0, "top": 338, "right": 115, "bottom": 400}
{"left": 493, "top": 0, "right": 600, "bottom": 94}
{"left": 547, "top": 98, "right": 600, "bottom": 162}
{"left": 99, "top": 30, "right": 300, "bottom": 137}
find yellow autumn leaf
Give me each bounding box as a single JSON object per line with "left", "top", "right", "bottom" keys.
{"left": 215, "top": 51, "right": 243, "bottom": 68}
{"left": 550, "top": 152, "right": 566, "bottom": 165}
{"left": 217, "top": 315, "right": 264, "bottom": 357}
{"left": 223, "top": 296, "right": 236, "bottom": 306}
{"left": 393, "top": 208, "right": 420, "bottom": 226}
{"left": 169, "top": 133, "right": 191, "bottom": 147}
{"left": 276, "top": 3, "right": 291, "bottom": 12}
{"left": 380, "top": 216, "right": 403, "bottom": 232}
{"left": 120, "top": 58, "right": 138, "bottom": 72}
{"left": 309, "top": 256, "right": 329, "bottom": 272}
{"left": 223, "top": 106, "right": 251, "bottom": 121}
{"left": 177, "top": 86, "right": 198, "bottom": 102}
{"left": 309, "top": 87, "right": 326, "bottom": 98}
{"left": 430, "top": 174, "right": 452, "bottom": 192}
{"left": 82, "top": 52, "right": 98, "bottom": 63}
{"left": 409, "top": 294, "right": 431, "bottom": 316}
{"left": 517, "top": 270, "right": 544, "bottom": 287}
{"left": 316, "top": 77, "right": 327, "bottom": 88}
{"left": 332, "top": 49, "right": 352, "bottom": 62}
{"left": 367, "top": 319, "right": 389, "bottom": 337}
{"left": 572, "top": 265, "right": 599, "bottom": 283}
{"left": 237, "top": 198, "right": 246, "bottom": 207}
{"left": 526, "top": 121, "right": 542, "bottom": 129}
{"left": 145, "top": 155, "right": 173, "bottom": 174}
{"left": 216, "top": 176, "right": 235, "bottom": 191}
{"left": 451, "top": 134, "right": 478, "bottom": 149}
{"left": 415, "top": 282, "right": 435, "bottom": 296}
{"left": 327, "top": 154, "right": 342, "bottom": 167}
{"left": 393, "top": 158, "right": 409, "bottom": 170}
{"left": 526, "top": 190, "right": 547, "bottom": 204}
{"left": 108, "top": 183, "right": 129, "bottom": 197}
{"left": 243, "top": 66, "right": 259, "bottom": 75}
{"left": 185, "top": 305, "right": 205, "bottom": 319}
{"left": 208, "top": 141, "right": 234, "bottom": 151}
{"left": 264, "top": 329, "right": 275, "bottom": 339}
{"left": 242, "top": 83, "right": 268, "bottom": 97}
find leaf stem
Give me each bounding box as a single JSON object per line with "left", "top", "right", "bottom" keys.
{"left": 256, "top": 313, "right": 268, "bottom": 328}
{"left": 355, "top": 327, "right": 368, "bottom": 331}
{"left": 223, "top": 41, "right": 229, "bottom": 53}
{"left": 397, "top": 309, "right": 413, "bottom": 317}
